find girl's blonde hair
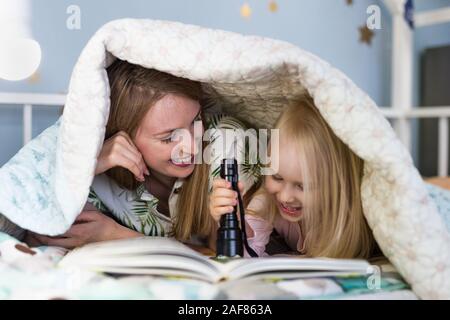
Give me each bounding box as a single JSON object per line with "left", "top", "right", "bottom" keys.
{"left": 257, "top": 96, "right": 376, "bottom": 259}
{"left": 106, "top": 59, "right": 215, "bottom": 241}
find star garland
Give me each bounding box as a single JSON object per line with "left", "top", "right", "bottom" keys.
{"left": 240, "top": 1, "right": 278, "bottom": 19}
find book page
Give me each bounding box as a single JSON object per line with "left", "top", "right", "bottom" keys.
{"left": 60, "top": 236, "right": 208, "bottom": 264}
{"left": 209, "top": 256, "right": 370, "bottom": 281}
{"left": 58, "top": 237, "right": 371, "bottom": 284}
{"left": 58, "top": 236, "right": 232, "bottom": 282}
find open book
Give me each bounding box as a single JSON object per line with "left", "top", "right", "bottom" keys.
{"left": 59, "top": 237, "right": 371, "bottom": 283}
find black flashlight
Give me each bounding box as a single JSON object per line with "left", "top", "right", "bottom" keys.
{"left": 216, "top": 158, "right": 258, "bottom": 258}
{"left": 216, "top": 159, "right": 243, "bottom": 257}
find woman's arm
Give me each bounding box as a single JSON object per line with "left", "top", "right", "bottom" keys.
{"left": 25, "top": 208, "right": 142, "bottom": 249}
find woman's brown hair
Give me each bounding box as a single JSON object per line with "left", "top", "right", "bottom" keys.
{"left": 105, "top": 58, "right": 214, "bottom": 241}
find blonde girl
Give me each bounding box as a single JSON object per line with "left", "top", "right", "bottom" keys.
{"left": 210, "top": 96, "right": 377, "bottom": 259}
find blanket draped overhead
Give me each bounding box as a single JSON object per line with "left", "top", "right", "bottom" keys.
{"left": 0, "top": 19, "right": 449, "bottom": 299}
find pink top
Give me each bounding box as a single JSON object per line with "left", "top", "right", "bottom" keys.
{"left": 243, "top": 194, "right": 304, "bottom": 257}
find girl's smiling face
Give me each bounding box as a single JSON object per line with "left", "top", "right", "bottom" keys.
{"left": 264, "top": 140, "right": 304, "bottom": 222}
{"left": 133, "top": 93, "right": 203, "bottom": 179}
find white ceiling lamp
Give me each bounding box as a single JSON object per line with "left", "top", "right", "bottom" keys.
{"left": 0, "top": 0, "right": 41, "bottom": 81}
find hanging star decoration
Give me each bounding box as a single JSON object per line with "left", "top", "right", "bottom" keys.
{"left": 359, "top": 25, "right": 374, "bottom": 45}
{"left": 269, "top": 1, "right": 278, "bottom": 13}
{"left": 240, "top": 3, "right": 252, "bottom": 19}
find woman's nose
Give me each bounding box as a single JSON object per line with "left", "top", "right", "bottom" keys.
{"left": 188, "top": 122, "right": 203, "bottom": 156}
{"left": 179, "top": 131, "right": 200, "bottom": 156}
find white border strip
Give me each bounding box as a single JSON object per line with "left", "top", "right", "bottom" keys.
{"left": 439, "top": 117, "right": 449, "bottom": 177}
{"left": 0, "top": 92, "right": 66, "bottom": 106}
{"left": 380, "top": 106, "right": 450, "bottom": 118}
{"left": 23, "top": 104, "right": 32, "bottom": 145}
{"left": 415, "top": 7, "right": 450, "bottom": 28}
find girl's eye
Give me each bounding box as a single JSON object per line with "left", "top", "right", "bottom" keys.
{"left": 296, "top": 183, "right": 304, "bottom": 191}
{"left": 272, "top": 175, "right": 283, "bottom": 181}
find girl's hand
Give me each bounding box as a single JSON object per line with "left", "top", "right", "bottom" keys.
{"left": 209, "top": 178, "right": 244, "bottom": 222}
{"left": 95, "top": 131, "right": 149, "bottom": 182}
{"left": 25, "top": 210, "right": 141, "bottom": 249}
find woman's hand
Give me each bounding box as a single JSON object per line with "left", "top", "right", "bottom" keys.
{"left": 95, "top": 131, "right": 149, "bottom": 182}
{"left": 209, "top": 178, "right": 244, "bottom": 222}
{"left": 25, "top": 210, "right": 142, "bottom": 249}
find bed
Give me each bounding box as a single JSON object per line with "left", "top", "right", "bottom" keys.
{"left": 0, "top": 231, "right": 418, "bottom": 300}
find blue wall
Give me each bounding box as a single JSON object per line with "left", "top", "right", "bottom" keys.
{"left": 1, "top": 0, "right": 449, "bottom": 166}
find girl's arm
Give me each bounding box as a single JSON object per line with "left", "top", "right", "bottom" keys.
{"left": 208, "top": 181, "right": 273, "bottom": 257}
{"left": 208, "top": 178, "right": 253, "bottom": 249}
{"left": 243, "top": 194, "right": 273, "bottom": 257}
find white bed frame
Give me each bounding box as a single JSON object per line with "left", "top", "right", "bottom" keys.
{"left": 0, "top": 2, "right": 449, "bottom": 175}
{"left": 380, "top": 0, "right": 450, "bottom": 176}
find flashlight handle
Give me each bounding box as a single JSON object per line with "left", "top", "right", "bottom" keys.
{"left": 216, "top": 159, "right": 258, "bottom": 258}
{"left": 216, "top": 159, "right": 242, "bottom": 257}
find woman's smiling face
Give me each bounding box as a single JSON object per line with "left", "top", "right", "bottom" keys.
{"left": 133, "top": 93, "right": 203, "bottom": 179}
